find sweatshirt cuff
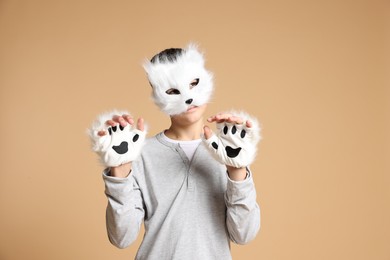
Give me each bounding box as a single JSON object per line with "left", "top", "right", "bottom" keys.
{"left": 226, "top": 169, "right": 255, "bottom": 202}
{"left": 226, "top": 167, "right": 251, "bottom": 183}
{"left": 102, "top": 168, "right": 132, "bottom": 183}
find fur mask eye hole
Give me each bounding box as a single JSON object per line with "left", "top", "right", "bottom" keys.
{"left": 165, "top": 88, "right": 181, "bottom": 95}
{"left": 189, "top": 78, "right": 199, "bottom": 89}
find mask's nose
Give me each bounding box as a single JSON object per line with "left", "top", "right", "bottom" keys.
{"left": 185, "top": 98, "right": 193, "bottom": 104}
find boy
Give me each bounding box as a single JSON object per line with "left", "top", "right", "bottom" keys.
{"left": 89, "top": 44, "right": 261, "bottom": 259}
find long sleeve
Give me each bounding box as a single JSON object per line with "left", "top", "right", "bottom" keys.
{"left": 103, "top": 169, "right": 145, "bottom": 249}
{"left": 225, "top": 171, "right": 260, "bottom": 244}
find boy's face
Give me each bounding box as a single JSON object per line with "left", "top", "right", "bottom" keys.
{"left": 143, "top": 45, "right": 213, "bottom": 116}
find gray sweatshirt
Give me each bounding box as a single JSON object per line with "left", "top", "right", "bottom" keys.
{"left": 103, "top": 132, "right": 260, "bottom": 260}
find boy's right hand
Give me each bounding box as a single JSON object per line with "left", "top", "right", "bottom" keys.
{"left": 88, "top": 111, "right": 147, "bottom": 168}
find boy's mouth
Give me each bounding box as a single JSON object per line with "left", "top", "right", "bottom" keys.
{"left": 186, "top": 105, "right": 198, "bottom": 112}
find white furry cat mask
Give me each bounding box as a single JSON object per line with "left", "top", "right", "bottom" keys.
{"left": 143, "top": 44, "right": 214, "bottom": 115}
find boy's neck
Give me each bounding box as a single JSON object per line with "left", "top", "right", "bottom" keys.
{"left": 165, "top": 118, "right": 204, "bottom": 141}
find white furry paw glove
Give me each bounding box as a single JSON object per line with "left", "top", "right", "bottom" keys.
{"left": 88, "top": 111, "right": 147, "bottom": 167}
{"left": 202, "top": 111, "right": 261, "bottom": 168}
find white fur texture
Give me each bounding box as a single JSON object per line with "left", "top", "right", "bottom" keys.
{"left": 202, "top": 110, "right": 261, "bottom": 168}
{"left": 88, "top": 110, "right": 147, "bottom": 167}
{"left": 143, "top": 44, "right": 214, "bottom": 115}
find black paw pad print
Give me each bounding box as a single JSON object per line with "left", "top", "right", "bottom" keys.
{"left": 107, "top": 125, "right": 140, "bottom": 155}
{"left": 212, "top": 125, "right": 247, "bottom": 158}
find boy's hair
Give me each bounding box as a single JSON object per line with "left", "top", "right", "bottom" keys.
{"left": 150, "top": 48, "right": 184, "bottom": 64}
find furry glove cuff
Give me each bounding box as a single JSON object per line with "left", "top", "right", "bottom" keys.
{"left": 202, "top": 111, "right": 261, "bottom": 168}
{"left": 88, "top": 111, "right": 147, "bottom": 167}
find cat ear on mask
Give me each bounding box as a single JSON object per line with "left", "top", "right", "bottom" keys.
{"left": 184, "top": 43, "right": 206, "bottom": 66}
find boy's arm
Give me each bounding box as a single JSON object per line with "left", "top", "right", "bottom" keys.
{"left": 225, "top": 169, "right": 260, "bottom": 244}
{"left": 88, "top": 112, "right": 147, "bottom": 248}
{"left": 202, "top": 110, "right": 262, "bottom": 243}
{"left": 103, "top": 165, "right": 145, "bottom": 248}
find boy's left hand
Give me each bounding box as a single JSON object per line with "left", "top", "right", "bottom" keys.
{"left": 202, "top": 111, "right": 261, "bottom": 169}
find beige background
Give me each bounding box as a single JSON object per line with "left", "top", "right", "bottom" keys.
{"left": 0, "top": 0, "right": 389, "bottom": 259}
